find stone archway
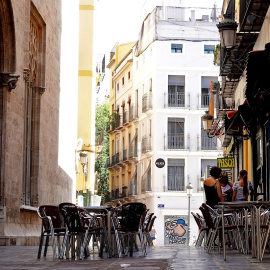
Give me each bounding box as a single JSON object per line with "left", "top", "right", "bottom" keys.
{"left": 0, "top": 0, "right": 19, "bottom": 207}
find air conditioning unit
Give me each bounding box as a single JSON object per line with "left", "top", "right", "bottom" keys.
{"left": 224, "top": 97, "right": 233, "bottom": 108}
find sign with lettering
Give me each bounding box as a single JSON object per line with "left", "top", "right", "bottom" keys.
{"left": 217, "top": 157, "right": 235, "bottom": 168}
{"left": 155, "top": 158, "right": 165, "bottom": 168}
{"left": 158, "top": 204, "right": 164, "bottom": 208}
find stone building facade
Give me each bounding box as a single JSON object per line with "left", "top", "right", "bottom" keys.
{"left": 0, "top": 0, "right": 77, "bottom": 245}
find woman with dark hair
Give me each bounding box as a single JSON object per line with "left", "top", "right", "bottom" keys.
{"left": 232, "top": 170, "right": 253, "bottom": 201}
{"left": 204, "top": 166, "right": 224, "bottom": 208}
{"left": 219, "top": 171, "right": 233, "bottom": 202}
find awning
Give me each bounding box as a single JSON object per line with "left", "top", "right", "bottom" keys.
{"left": 225, "top": 103, "right": 253, "bottom": 136}
{"left": 246, "top": 44, "right": 270, "bottom": 112}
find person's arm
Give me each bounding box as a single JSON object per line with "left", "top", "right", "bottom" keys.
{"left": 249, "top": 181, "right": 254, "bottom": 193}
{"left": 232, "top": 190, "right": 237, "bottom": 201}
{"left": 216, "top": 181, "right": 224, "bottom": 202}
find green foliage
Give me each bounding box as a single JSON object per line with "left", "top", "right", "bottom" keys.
{"left": 95, "top": 102, "right": 110, "bottom": 204}
{"left": 109, "top": 111, "right": 120, "bottom": 129}
{"left": 213, "top": 44, "right": 220, "bottom": 66}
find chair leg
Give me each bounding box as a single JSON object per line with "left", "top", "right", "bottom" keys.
{"left": 37, "top": 233, "right": 44, "bottom": 259}
{"left": 51, "top": 229, "right": 57, "bottom": 260}
{"left": 260, "top": 226, "right": 270, "bottom": 261}
{"left": 98, "top": 231, "right": 103, "bottom": 258}
{"left": 59, "top": 229, "right": 69, "bottom": 259}
{"left": 44, "top": 235, "right": 50, "bottom": 257}
{"left": 79, "top": 230, "right": 89, "bottom": 260}
{"left": 139, "top": 229, "right": 147, "bottom": 256}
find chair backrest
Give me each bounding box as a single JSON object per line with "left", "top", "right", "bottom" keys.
{"left": 143, "top": 213, "right": 154, "bottom": 231}
{"left": 199, "top": 204, "right": 215, "bottom": 230}
{"left": 77, "top": 206, "right": 102, "bottom": 229}
{"left": 147, "top": 215, "right": 156, "bottom": 232}
{"left": 59, "top": 202, "right": 85, "bottom": 233}
{"left": 117, "top": 202, "right": 147, "bottom": 232}
{"left": 37, "top": 205, "right": 65, "bottom": 232}
{"left": 191, "top": 212, "right": 202, "bottom": 229}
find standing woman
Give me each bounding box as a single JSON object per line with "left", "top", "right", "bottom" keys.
{"left": 232, "top": 170, "right": 253, "bottom": 202}
{"left": 219, "top": 171, "right": 233, "bottom": 202}
{"left": 204, "top": 166, "right": 224, "bottom": 208}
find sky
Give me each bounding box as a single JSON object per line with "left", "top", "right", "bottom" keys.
{"left": 93, "top": 0, "right": 224, "bottom": 101}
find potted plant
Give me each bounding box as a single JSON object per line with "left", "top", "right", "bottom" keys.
{"left": 210, "top": 80, "right": 219, "bottom": 95}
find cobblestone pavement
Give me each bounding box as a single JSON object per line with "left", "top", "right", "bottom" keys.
{"left": 1, "top": 245, "right": 270, "bottom": 269}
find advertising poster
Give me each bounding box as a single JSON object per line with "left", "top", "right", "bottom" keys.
{"left": 164, "top": 215, "right": 188, "bottom": 245}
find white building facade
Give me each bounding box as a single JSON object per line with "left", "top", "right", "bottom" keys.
{"left": 108, "top": 2, "right": 222, "bottom": 246}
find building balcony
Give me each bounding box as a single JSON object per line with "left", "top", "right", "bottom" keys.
{"left": 128, "top": 181, "right": 137, "bottom": 196}
{"left": 164, "top": 92, "right": 190, "bottom": 109}
{"left": 128, "top": 143, "right": 138, "bottom": 160}
{"left": 122, "top": 148, "right": 128, "bottom": 162}
{"left": 165, "top": 174, "right": 185, "bottom": 192}
{"left": 141, "top": 135, "right": 152, "bottom": 154}
{"left": 164, "top": 133, "right": 190, "bottom": 150}
{"left": 142, "top": 93, "right": 152, "bottom": 113}
{"left": 121, "top": 186, "right": 128, "bottom": 198}
{"left": 141, "top": 172, "right": 151, "bottom": 194}
{"left": 110, "top": 188, "right": 120, "bottom": 200}
{"left": 122, "top": 111, "right": 129, "bottom": 125}
{"left": 199, "top": 135, "right": 219, "bottom": 151}
{"left": 198, "top": 93, "right": 210, "bottom": 109}
{"left": 129, "top": 103, "right": 138, "bottom": 122}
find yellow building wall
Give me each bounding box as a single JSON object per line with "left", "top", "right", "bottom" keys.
{"left": 77, "top": 0, "right": 96, "bottom": 197}
{"left": 107, "top": 42, "right": 136, "bottom": 194}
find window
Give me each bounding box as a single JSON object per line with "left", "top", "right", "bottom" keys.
{"left": 167, "top": 118, "right": 184, "bottom": 149}
{"left": 204, "top": 45, "right": 215, "bottom": 54}
{"left": 117, "top": 83, "right": 119, "bottom": 91}
{"left": 167, "top": 159, "right": 184, "bottom": 191}
{"left": 201, "top": 76, "right": 218, "bottom": 108}
{"left": 122, "top": 77, "right": 125, "bottom": 86}
{"left": 201, "top": 125, "right": 217, "bottom": 150}
{"left": 168, "top": 75, "right": 185, "bottom": 107}
{"left": 128, "top": 71, "right": 131, "bottom": 80}
{"left": 23, "top": 4, "right": 46, "bottom": 206}
{"left": 171, "top": 44, "right": 183, "bottom": 53}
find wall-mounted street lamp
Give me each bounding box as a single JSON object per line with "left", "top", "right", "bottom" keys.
{"left": 79, "top": 151, "right": 88, "bottom": 180}
{"left": 201, "top": 110, "right": 213, "bottom": 135}
{"left": 216, "top": 0, "right": 238, "bottom": 50}
{"left": 217, "top": 18, "right": 238, "bottom": 49}
{"left": 186, "top": 182, "right": 193, "bottom": 246}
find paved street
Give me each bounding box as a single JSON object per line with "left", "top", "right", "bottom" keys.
{"left": 1, "top": 245, "right": 270, "bottom": 270}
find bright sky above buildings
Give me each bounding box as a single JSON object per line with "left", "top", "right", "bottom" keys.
{"left": 94, "top": 0, "right": 224, "bottom": 101}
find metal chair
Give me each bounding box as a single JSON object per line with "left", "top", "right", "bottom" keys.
{"left": 58, "top": 202, "right": 104, "bottom": 260}
{"left": 199, "top": 203, "right": 245, "bottom": 254}
{"left": 37, "top": 205, "right": 66, "bottom": 259}
{"left": 77, "top": 206, "right": 105, "bottom": 259}
{"left": 191, "top": 212, "right": 207, "bottom": 247}
{"left": 258, "top": 206, "right": 270, "bottom": 261}
{"left": 144, "top": 214, "right": 156, "bottom": 246}
{"left": 111, "top": 202, "right": 147, "bottom": 257}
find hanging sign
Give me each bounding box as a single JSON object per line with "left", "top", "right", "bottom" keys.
{"left": 155, "top": 158, "right": 165, "bottom": 168}
{"left": 217, "top": 157, "right": 235, "bottom": 168}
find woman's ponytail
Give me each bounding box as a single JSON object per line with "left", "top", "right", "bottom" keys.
{"left": 240, "top": 170, "right": 248, "bottom": 196}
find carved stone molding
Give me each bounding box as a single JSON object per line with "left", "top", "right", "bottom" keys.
{"left": 33, "top": 86, "right": 46, "bottom": 95}
{"left": 23, "top": 68, "right": 30, "bottom": 82}
{"left": 0, "top": 72, "right": 20, "bottom": 91}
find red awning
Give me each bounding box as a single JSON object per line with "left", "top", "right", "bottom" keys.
{"left": 227, "top": 110, "right": 237, "bottom": 120}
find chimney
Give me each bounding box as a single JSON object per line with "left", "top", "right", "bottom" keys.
{"left": 191, "top": 10, "right": 195, "bottom": 22}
